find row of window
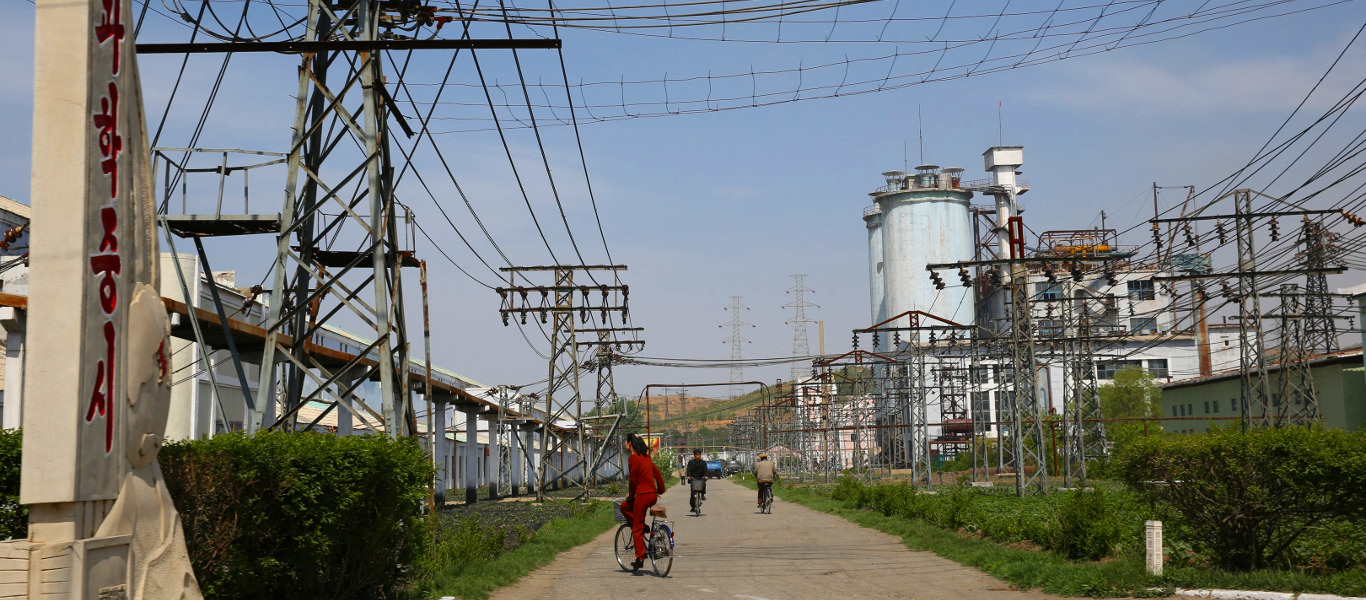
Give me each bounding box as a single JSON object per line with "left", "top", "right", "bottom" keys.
{"left": 1037, "top": 317, "right": 1158, "bottom": 335}
{"left": 1172, "top": 394, "right": 1307, "bottom": 418}
{"left": 967, "top": 359, "right": 1168, "bottom": 382}
{"left": 1034, "top": 279, "right": 1156, "bottom": 301}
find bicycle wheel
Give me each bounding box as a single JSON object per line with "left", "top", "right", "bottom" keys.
{"left": 650, "top": 524, "right": 673, "bottom": 577}
{"left": 614, "top": 524, "right": 635, "bottom": 571}
{"left": 762, "top": 489, "right": 773, "bottom": 514}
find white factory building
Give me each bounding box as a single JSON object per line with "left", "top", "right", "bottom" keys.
{"left": 860, "top": 147, "right": 1207, "bottom": 440}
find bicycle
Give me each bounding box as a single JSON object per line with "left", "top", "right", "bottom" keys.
{"left": 614, "top": 503, "right": 674, "bottom": 577}
{"left": 689, "top": 477, "right": 706, "bottom": 516}
{"left": 758, "top": 482, "right": 773, "bottom": 514}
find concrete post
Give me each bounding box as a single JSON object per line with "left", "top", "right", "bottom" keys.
{"left": 487, "top": 419, "right": 499, "bottom": 500}
{"left": 464, "top": 407, "right": 478, "bottom": 504}
{"left": 434, "top": 400, "right": 448, "bottom": 502}
{"left": 510, "top": 426, "right": 522, "bottom": 496}
{"left": 0, "top": 308, "right": 24, "bottom": 431}
{"left": 528, "top": 429, "right": 540, "bottom": 495}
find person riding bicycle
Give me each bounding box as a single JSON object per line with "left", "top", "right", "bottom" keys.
{"left": 686, "top": 449, "right": 708, "bottom": 510}
{"left": 754, "top": 452, "right": 776, "bottom": 508}
{"left": 620, "top": 433, "right": 666, "bottom": 572}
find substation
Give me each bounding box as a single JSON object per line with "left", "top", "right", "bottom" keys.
{"left": 4, "top": 0, "right": 1366, "bottom": 594}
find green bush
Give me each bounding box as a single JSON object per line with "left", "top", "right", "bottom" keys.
{"left": 0, "top": 429, "right": 23, "bottom": 540}
{"left": 159, "top": 431, "right": 434, "bottom": 600}
{"left": 1117, "top": 426, "right": 1366, "bottom": 571}
{"left": 831, "top": 477, "right": 1143, "bottom": 562}
{"left": 1047, "top": 488, "right": 1127, "bottom": 561}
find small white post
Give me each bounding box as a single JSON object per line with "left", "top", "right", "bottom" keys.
{"left": 1145, "top": 520, "right": 1164, "bottom": 576}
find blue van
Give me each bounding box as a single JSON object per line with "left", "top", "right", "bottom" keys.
{"left": 705, "top": 460, "right": 724, "bottom": 478}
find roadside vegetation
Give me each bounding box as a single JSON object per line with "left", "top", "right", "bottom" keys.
{"left": 415, "top": 500, "right": 618, "bottom": 600}
{"left": 737, "top": 425, "right": 1366, "bottom": 598}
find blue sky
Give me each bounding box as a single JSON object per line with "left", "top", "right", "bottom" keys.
{"left": 3, "top": 0, "right": 1365, "bottom": 399}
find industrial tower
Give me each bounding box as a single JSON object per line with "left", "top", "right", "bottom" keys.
{"left": 784, "top": 275, "right": 818, "bottom": 383}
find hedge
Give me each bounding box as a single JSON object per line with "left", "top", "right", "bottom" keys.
{"left": 0, "top": 429, "right": 22, "bottom": 540}
{"left": 160, "top": 431, "right": 434, "bottom": 600}
{"left": 831, "top": 478, "right": 1146, "bottom": 561}
{"left": 1117, "top": 426, "right": 1366, "bottom": 572}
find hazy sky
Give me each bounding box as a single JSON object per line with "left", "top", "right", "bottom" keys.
{"left": 3, "top": 0, "right": 1365, "bottom": 400}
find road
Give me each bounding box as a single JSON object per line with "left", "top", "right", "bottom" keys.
{"left": 487, "top": 478, "right": 1067, "bottom": 600}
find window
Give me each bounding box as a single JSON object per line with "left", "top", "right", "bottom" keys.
{"left": 1230, "top": 398, "right": 1238, "bottom": 413}
{"left": 1038, "top": 319, "right": 1062, "bottom": 336}
{"left": 1097, "top": 360, "right": 1143, "bottom": 380}
{"left": 1147, "top": 359, "right": 1169, "bottom": 379}
{"left": 1036, "top": 282, "right": 1063, "bottom": 301}
{"left": 1212, "top": 398, "right": 1219, "bottom": 413}
{"left": 1128, "top": 279, "right": 1156, "bottom": 301}
{"left": 1130, "top": 317, "right": 1157, "bottom": 333}
{"left": 1203, "top": 401, "right": 1209, "bottom": 414}
{"left": 972, "top": 392, "right": 990, "bottom": 426}
{"left": 970, "top": 366, "right": 990, "bottom": 384}
{"left": 996, "top": 391, "right": 1016, "bottom": 428}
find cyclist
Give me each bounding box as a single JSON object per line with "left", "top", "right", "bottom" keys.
{"left": 754, "top": 452, "right": 776, "bottom": 509}
{"left": 686, "top": 449, "right": 708, "bottom": 511}
{"left": 619, "top": 433, "right": 666, "bottom": 572}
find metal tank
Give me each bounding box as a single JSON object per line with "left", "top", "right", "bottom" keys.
{"left": 864, "top": 187, "right": 887, "bottom": 339}
{"left": 875, "top": 165, "right": 975, "bottom": 331}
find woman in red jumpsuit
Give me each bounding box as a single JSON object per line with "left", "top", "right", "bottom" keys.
{"left": 619, "top": 433, "right": 666, "bottom": 571}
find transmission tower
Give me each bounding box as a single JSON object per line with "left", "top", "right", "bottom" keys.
{"left": 1301, "top": 219, "right": 1341, "bottom": 354}
{"left": 784, "top": 275, "right": 819, "bottom": 383}
{"left": 495, "top": 265, "right": 630, "bottom": 498}
{"left": 721, "top": 296, "right": 755, "bottom": 397}
{"left": 1273, "top": 284, "right": 1318, "bottom": 425}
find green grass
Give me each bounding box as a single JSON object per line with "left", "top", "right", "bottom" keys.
{"left": 417, "top": 501, "right": 619, "bottom": 600}
{"left": 732, "top": 477, "right": 1366, "bottom": 598}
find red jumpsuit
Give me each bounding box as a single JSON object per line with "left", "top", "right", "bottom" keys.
{"left": 619, "top": 453, "right": 666, "bottom": 561}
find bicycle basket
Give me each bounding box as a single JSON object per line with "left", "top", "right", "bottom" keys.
{"left": 691, "top": 479, "right": 706, "bottom": 492}
{"left": 613, "top": 500, "right": 629, "bottom": 524}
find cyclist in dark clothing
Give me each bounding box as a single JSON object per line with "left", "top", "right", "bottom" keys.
{"left": 686, "top": 449, "right": 708, "bottom": 510}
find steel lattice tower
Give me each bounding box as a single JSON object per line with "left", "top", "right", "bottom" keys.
{"left": 255, "top": 0, "right": 415, "bottom": 435}
{"left": 1301, "top": 220, "right": 1340, "bottom": 355}
{"left": 722, "top": 296, "right": 754, "bottom": 397}
{"left": 1234, "top": 190, "right": 1275, "bottom": 429}
{"left": 784, "top": 275, "right": 818, "bottom": 383}
{"left": 1275, "top": 284, "right": 1320, "bottom": 425}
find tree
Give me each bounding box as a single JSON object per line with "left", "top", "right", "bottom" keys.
{"left": 1099, "top": 365, "right": 1162, "bottom": 454}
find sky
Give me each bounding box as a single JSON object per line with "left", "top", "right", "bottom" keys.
{"left": 3, "top": 0, "right": 1366, "bottom": 402}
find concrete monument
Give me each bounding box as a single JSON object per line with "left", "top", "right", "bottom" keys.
{"left": 0, "top": 0, "right": 205, "bottom": 597}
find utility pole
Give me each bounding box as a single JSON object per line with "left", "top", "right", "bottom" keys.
{"left": 784, "top": 275, "right": 819, "bottom": 384}
{"left": 1301, "top": 219, "right": 1341, "bottom": 354}
{"left": 722, "top": 296, "right": 755, "bottom": 398}
{"left": 495, "top": 265, "right": 630, "bottom": 498}
{"left": 1152, "top": 191, "right": 1346, "bottom": 430}
{"left": 233, "top": 2, "right": 559, "bottom": 436}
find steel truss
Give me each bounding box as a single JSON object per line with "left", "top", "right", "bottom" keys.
{"left": 496, "top": 265, "right": 629, "bottom": 498}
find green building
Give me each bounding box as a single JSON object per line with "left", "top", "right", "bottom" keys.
{"left": 1160, "top": 347, "right": 1366, "bottom": 434}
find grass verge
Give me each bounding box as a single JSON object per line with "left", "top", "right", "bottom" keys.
{"left": 731, "top": 476, "right": 1366, "bottom": 598}
{"left": 417, "top": 501, "right": 618, "bottom": 600}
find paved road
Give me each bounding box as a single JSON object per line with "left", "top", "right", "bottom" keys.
{"left": 488, "top": 478, "right": 1066, "bottom": 600}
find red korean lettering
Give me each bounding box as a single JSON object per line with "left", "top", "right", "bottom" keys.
{"left": 98, "top": 207, "right": 118, "bottom": 253}
{"left": 92, "top": 82, "right": 121, "bottom": 199}
{"left": 85, "top": 322, "right": 116, "bottom": 454}
{"left": 95, "top": 0, "right": 124, "bottom": 75}
{"left": 91, "top": 254, "right": 120, "bottom": 315}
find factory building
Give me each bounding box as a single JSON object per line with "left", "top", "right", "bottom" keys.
{"left": 859, "top": 146, "right": 1204, "bottom": 442}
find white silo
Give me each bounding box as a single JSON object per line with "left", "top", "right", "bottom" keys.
{"left": 875, "top": 164, "right": 975, "bottom": 330}
{"left": 864, "top": 174, "right": 895, "bottom": 335}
